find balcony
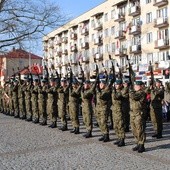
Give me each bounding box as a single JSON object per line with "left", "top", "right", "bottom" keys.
{"left": 154, "top": 39, "right": 169, "bottom": 49}
{"left": 95, "top": 53, "right": 103, "bottom": 60}
{"left": 55, "top": 38, "right": 62, "bottom": 46}
{"left": 114, "top": 13, "right": 125, "bottom": 22}
{"left": 56, "top": 49, "right": 62, "bottom": 56}
{"left": 81, "top": 28, "right": 89, "bottom": 35}
{"left": 154, "top": 17, "right": 169, "bottom": 28}
{"left": 61, "top": 57, "right": 68, "bottom": 66}
{"left": 70, "top": 33, "right": 77, "bottom": 40}
{"left": 129, "top": 25, "right": 141, "bottom": 35}
{"left": 70, "top": 45, "right": 78, "bottom": 52}
{"left": 114, "top": 48, "right": 126, "bottom": 56}
{"left": 43, "top": 46, "right": 48, "bottom": 51}
{"left": 114, "top": 31, "right": 125, "bottom": 39}
{"left": 129, "top": 6, "right": 141, "bottom": 17}
{"left": 70, "top": 55, "right": 77, "bottom": 65}
{"left": 129, "top": 45, "right": 141, "bottom": 54}
{"left": 81, "top": 42, "right": 89, "bottom": 49}
{"left": 62, "top": 37, "right": 68, "bottom": 44}
{"left": 62, "top": 49, "right": 68, "bottom": 55}
{"left": 94, "top": 37, "right": 103, "bottom": 46}
{"left": 49, "top": 42, "right": 54, "bottom": 49}
{"left": 94, "top": 22, "right": 103, "bottom": 30}
{"left": 153, "top": 0, "right": 168, "bottom": 7}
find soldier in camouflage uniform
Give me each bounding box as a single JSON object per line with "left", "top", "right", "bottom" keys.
{"left": 112, "top": 80, "right": 126, "bottom": 147}
{"left": 58, "top": 78, "right": 69, "bottom": 131}
{"left": 150, "top": 79, "right": 164, "bottom": 138}
{"left": 12, "top": 80, "right": 19, "bottom": 118}
{"left": 8, "top": 81, "right": 14, "bottom": 116}
{"left": 96, "top": 80, "right": 111, "bottom": 142}
{"left": 31, "top": 79, "right": 39, "bottom": 123}
{"left": 38, "top": 78, "right": 48, "bottom": 125}
{"left": 18, "top": 79, "right": 26, "bottom": 119}
{"left": 46, "top": 78, "right": 58, "bottom": 128}
{"left": 69, "top": 79, "right": 82, "bottom": 134}
{"left": 129, "top": 81, "right": 146, "bottom": 153}
{"left": 122, "top": 80, "right": 130, "bottom": 132}
{"left": 0, "top": 84, "right": 3, "bottom": 113}
{"left": 25, "top": 78, "right": 32, "bottom": 121}
{"left": 81, "top": 80, "right": 97, "bottom": 138}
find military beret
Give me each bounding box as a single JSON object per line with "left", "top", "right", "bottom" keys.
{"left": 100, "top": 79, "right": 107, "bottom": 84}
{"left": 84, "top": 80, "right": 91, "bottom": 84}
{"left": 13, "top": 79, "right": 18, "bottom": 83}
{"left": 134, "top": 81, "right": 143, "bottom": 85}
{"left": 33, "top": 79, "right": 39, "bottom": 82}
{"left": 115, "top": 79, "right": 122, "bottom": 85}
{"left": 123, "top": 80, "right": 130, "bottom": 84}
{"left": 156, "top": 79, "right": 162, "bottom": 83}
{"left": 61, "top": 77, "right": 67, "bottom": 82}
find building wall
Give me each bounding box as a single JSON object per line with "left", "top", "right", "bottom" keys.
{"left": 43, "top": 0, "right": 170, "bottom": 80}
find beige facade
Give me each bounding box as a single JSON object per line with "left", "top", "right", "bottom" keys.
{"left": 43, "top": 0, "right": 170, "bottom": 82}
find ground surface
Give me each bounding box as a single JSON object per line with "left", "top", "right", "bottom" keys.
{"left": 0, "top": 114, "right": 170, "bottom": 170}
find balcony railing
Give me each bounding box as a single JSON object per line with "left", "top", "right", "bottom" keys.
{"left": 129, "top": 25, "right": 141, "bottom": 35}
{"left": 95, "top": 53, "right": 103, "bottom": 60}
{"left": 114, "top": 30, "right": 125, "bottom": 39}
{"left": 154, "top": 17, "right": 169, "bottom": 28}
{"left": 94, "top": 22, "right": 103, "bottom": 30}
{"left": 62, "top": 37, "right": 68, "bottom": 44}
{"left": 62, "top": 49, "right": 68, "bottom": 55}
{"left": 81, "top": 28, "right": 89, "bottom": 35}
{"left": 49, "top": 42, "right": 54, "bottom": 49}
{"left": 70, "top": 33, "right": 77, "bottom": 40}
{"left": 153, "top": 0, "right": 168, "bottom": 7}
{"left": 81, "top": 42, "right": 89, "bottom": 49}
{"left": 82, "top": 56, "right": 89, "bottom": 63}
{"left": 70, "top": 46, "right": 78, "bottom": 52}
{"left": 114, "top": 13, "right": 125, "bottom": 22}
{"left": 114, "top": 48, "right": 126, "bottom": 56}
{"left": 129, "top": 6, "right": 141, "bottom": 17}
{"left": 55, "top": 38, "right": 62, "bottom": 45}
{"left": 94, "top": 38, "right": 103, "bottom": 46}
{"left": 154, "top": 39, "right": 169, "bottom": 49}
{"left": 129, "top": 45, "right": 141, "bottom": 53}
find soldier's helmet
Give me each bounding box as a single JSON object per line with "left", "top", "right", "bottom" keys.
{"left": 115, "top": 79, "right": 123, "bottom": 85}
{"left": 134, "top": 81, "right": 143, "bottom": 85}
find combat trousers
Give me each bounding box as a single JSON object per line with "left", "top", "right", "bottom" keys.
{"left": 13, "top": 98, "right": 19, "bottom": 116}
{"left": 58, "top": 102, "right": 67, "bottom": 126}
{"left": 82, "top": 103, "right": 93, "bottom": 131}
{"left": 32, "top": 99, "right": 39, "bottom": 121}
{"left": 112, "top": 108, "right": 125, "bottom": 139}
{"left": 38, "top": 100, "right": 47, "bottom": 122}
{"left": 19, "top": 98, "right": 26, "bottom": 118}
{"left": 47, "top": 100, "right": 57, "bottom": 123}
{"left": 96, "top": 108, "right": 108, "bottom": 135}
{"left": 25, "top": 99, "right": 32, "bottom": 119}
{"left": 150, "top": 107, "right": 163, "bottom": 135}
{"left": 130, "top": 111, "right": 146, "bottom": 145}
{"left": 69, "top": 103, "right": 79, "bottom": 128}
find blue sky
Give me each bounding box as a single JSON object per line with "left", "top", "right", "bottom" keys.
{"left": 57, "top": 0, "right": 105, "bottom": 19}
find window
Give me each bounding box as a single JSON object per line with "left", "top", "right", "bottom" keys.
{"left": 92, "top": 34, "right": 94, "bottom": 41}
{"left": 147, "top": 53, "right": 153, "bottom": 63}
{"left": 111, "top": 43, "right": 115, "bottom": 52}
{"left": 104, "top": 13, "right": 108, "bottom": 22}
{"left": 146, "top": 12, "right": 152, "bottom": 23}
{"left": 158, "top": 51, "right": 169, "bottom": 61}
{"left": 104, "top": 29, "right": 109, "bottom": 37}
{"left": 157, "top": 7, "right": 168, "bottom": 18}
{"left": 147, "top": 32, "right": 152, "bottom": 43}
{"left": 111, "top": 9, "right": 115, "bottom": 19}
{"left": 111, "top": 26, "right": 115, "bottom": 35}
{"left": 91, "top": 19, "right": 95, "bottom": 28}
{"left": 132, "top": 55, "right": 141, "bottom": 64}
{"left": 105, "top": 44, "right": 109, "bottom": 53}
{"left": 146, "top": 0, "right": 151, "bottom": 4}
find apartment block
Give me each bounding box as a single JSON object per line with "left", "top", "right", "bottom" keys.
{"left": 43, "top": 0, "right": 170, "bottom": 82}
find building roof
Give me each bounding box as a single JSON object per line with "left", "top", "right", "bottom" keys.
{"left": 0, "top": 48, "right": 42, "bottom": 59}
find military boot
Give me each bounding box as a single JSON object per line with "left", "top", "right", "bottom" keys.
{"left": 40, "top": 121, "right": 47, "bottom": 126}
{"left": 156, "top": 133, "right": 163, "bottom": 139}
{"left": 132, "top": 145, "right": 139, "bottom": 151}
{"left": 98, "top": 135, "right": 105, "bottom": 141}
{"left": 103, "top": 134, "right": 110, "bottom": 142}
{"left": 33, "top": 118, "right": 39, "bottom": 124}
{"left": 74, "top": 127, "right": 80, "bottom": 134}
{"left": 152, "top": 133, "right": 158, "bottom": 138}
{"left": 83, "top": 131, "right": 92, "bottom": 138}
{"left": 70, "top": 128, "right": 76, "bottom": 133}
{"left": 59, "top": 125, "right": 68, "bottom": 131}
{"left": 117, "top": 139, "right": 125, "bottom": 147}
{"left": 113, "top": 139, "right": 120, "bottom": 145}
{"left": 138, "top": 144, "right": 145, "bottom": 153}
{"left": 49, "top": 121, "right": 57, "bottom": 128}
{"left": 26, "top": 117, "right": 32, "bottom": 122}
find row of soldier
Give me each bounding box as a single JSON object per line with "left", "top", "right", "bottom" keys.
{"left": 0, "top": 72, "right": 168, "bottom": 153}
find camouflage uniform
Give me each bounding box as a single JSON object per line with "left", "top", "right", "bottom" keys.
{"left": 31, "top": 83, "right": 39, "bottom": 122}
{"left": 0, "top": 86, "right": 3, "bottom": 112}
{"left": 58, "top": 85, "right": 69, "bottom": 129}
{"left": 69, "top": 84, "right": 82, "bottom": 133}
{"left": 129, "top": 87, "right": 146, "bottom": 152}
{"left": 8, "top": 83, "right": 14, "bottom": 116}
{"left": 18, "top": 81, "right": 26, "bottom": 119}
{"left": 12, "top": 82, "right": 19, "bottom": 117}
{"left": 38, "top": 83, "right": 48, "bottom": 124}
{"left": 46, "top": 84, "right": 58, "bottom": 126}
{"left": 150, "top": 86, "right": 164, "bottom": 137}
{"left": 25, "top": 81, "right": 32, "bottom": 120}
{"left": 96, "top": 86, "right": 111, "bottom": 141}
{"left": 112, "top": 88, "right": 125, "bottom": 146}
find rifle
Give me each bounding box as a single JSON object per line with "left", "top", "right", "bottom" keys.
{"left": 126, "top": 55, "right": 135, "bottom": 89}
{"left": 149, "top": 61, "right": 154, "bottom": 86}
{"left": 44, "top": 65, "right": 49, "bottom": 82}
{"left": 78, "top": 62, "right": 85, "bottom": 84}
{"left": 117, "top": 63, "right": 123, "bottom": 82}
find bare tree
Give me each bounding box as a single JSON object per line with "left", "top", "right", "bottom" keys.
{"left": 0, "top": 0, "right": 68, "bottom": 50}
